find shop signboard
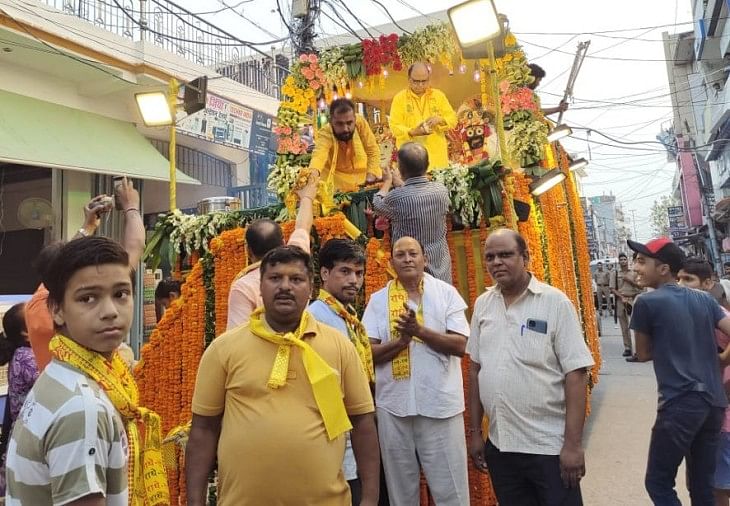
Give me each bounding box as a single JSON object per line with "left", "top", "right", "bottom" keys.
{"left": 249, "top": 110, "right": 275, "bottom": 155}
{"left": 667, "top": 205, "right": 687, "bottom": 239}
{"left": 177, "top": 93, "right": 253, "bottom": 149}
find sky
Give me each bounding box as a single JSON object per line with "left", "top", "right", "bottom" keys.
{"left": 178, "top": 0, "right": 695, "bottom": 241}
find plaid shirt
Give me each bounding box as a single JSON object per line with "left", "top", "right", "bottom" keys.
{"left": 373, "top": 176, "right": 452, "bottom": 283}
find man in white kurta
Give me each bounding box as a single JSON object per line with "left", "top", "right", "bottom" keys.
{"left": 363, "top": 236, "right": 470, "bottom": 506}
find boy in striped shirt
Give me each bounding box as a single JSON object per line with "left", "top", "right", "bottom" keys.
{"left": 6, "top": 237, "right": 132, "bottom": 505}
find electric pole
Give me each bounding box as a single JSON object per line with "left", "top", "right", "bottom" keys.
{"left": 291, "top": 0, "right": 319, "bottom": 55}
{"left": 630, "top": 209, "right": 638, "bottom": 241}
{"left": 691, "top": 150, "right": 722, "bottom": 274}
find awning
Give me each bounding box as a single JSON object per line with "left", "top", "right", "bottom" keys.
{"left": 0, "top": 89, "right": 198, "bottom": 184}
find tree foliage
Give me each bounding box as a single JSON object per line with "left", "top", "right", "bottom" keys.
{"left": 650, "top": 195, "right": 679, "bottom": 237}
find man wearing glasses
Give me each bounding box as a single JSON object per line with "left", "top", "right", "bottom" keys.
{"left": 467, "top": 228, "right": 594, "bottom": 506}
{"left": 389, "top": 62, "right": 457, "bottom": 170}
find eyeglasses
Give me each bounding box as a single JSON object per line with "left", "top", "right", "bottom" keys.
{"left": 484, "top": 251, "right": 519, "bottom": 263}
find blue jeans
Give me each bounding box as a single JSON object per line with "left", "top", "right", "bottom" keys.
{"left": 645, "top": 392, "right": 724, "bottom": 505}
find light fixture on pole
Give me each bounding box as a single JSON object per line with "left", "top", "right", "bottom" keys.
{"left": 547, "top": 124, "right": 572, "bottom": 143}
{"left": 529, "top": 169, "right": 566, "bottom": 196}
{"left": 569, "top": 157, "right": 588, "bottom": 171}
{"left": 135, "top": 92, "right": 173, "bottom": 127}
{"left": 135, "top": 77, "right": 208, "bottom": 210}
{"left": 448, "top": 0, "right": 501, "bottom": 49}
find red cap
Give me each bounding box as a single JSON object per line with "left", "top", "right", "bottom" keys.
{"left": 627, "top": 237, "right": 685, "bottom": 272}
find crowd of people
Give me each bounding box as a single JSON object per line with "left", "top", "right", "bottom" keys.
{"left": 0, "top": 60, "right": 727, "bottom": 506}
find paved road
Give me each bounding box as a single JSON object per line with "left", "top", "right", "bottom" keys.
{"left": 581, "top": 316, "right": 690, "bottom": 505}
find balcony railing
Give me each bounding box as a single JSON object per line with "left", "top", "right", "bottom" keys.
{"left": 228, "top": 184, "right": 277, "bottom": 209}
{"left": 39, "top": 0, "right": 286, "bottom": 97}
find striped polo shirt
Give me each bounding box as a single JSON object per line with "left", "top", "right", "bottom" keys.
{"left": 373, "top": 176, "right": 453, "bottom": 283}
{"left": 5, "top": 360, "right": 128, "bottom": 505}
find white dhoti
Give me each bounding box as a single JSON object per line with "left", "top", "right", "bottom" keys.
{"left": 377, "top": 407, "right": 470, "bottom": 506}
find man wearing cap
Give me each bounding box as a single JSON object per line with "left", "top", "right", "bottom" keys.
{"left": 627, "top": 237, "right": 730, "bottom": 505}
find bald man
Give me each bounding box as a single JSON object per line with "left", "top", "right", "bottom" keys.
{"left": 389, "top": 62, "right": 457, "bottom": 170}
{"left": 363, "top": 236, "right": 470, "bottom": 505}
{"left": 467, "top": 229, "right": 594, "bottom": 506}
{"left": 373, "top": 142, "right": 452, "bottom": 283}
{"left": 226, "top": 173, "right": 318, "bottom": 328}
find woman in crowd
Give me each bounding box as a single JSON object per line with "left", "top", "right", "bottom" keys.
{"left": 0, "top": 303, "right": 39, "bottom": 495}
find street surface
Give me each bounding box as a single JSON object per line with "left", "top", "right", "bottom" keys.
{"left": 582, "top": 316, "right": 690, "bottom": 505}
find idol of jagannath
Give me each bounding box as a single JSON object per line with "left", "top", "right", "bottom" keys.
{"left": 447, "top": 96, "right": 499, "bottom": 165}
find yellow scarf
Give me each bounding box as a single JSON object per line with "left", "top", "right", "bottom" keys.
{"left": 49, "top": 335, "right": 169, "bottom": 506}
{"left": 317, "top": 289, "right": 374, "bottom": 382}
{"left": 248, "top": 308, "right": 352, "bottom": 440}
{"left": 388, "top": 279, "right": 424, "bottom": 380}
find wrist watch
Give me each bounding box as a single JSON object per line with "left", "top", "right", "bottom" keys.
{"left": 78, "top": 228, "right": 89, "bottom": 237}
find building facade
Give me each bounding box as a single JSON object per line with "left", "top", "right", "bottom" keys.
{"left": 661, "top": 0, "right": 730, "bottom": 266}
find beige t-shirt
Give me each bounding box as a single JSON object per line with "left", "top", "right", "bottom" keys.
{"left": 192, "top": 315, "right": 374, "bottom": 506}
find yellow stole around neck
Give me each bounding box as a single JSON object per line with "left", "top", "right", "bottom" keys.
{"left": 248, "top": 308, "right": 352, "bottom": 440}
{"left": 388, "top": 279, "right": 424, "bottom": 380}
{"left": 317, "top": 289, "right": 374, "bottom": 382}
{"left": 49, "top": 335, "right": 169, "bottom": 506}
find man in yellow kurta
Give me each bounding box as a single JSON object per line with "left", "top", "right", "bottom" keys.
{"left": 309, "top": 98, "right": 381, "bottom": 192}
{"left": 389, "top": 62, "right": 458, "bottom": 170}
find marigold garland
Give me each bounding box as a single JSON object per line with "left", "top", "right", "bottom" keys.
{"left": 447, "top": 221, "right": 461, "bottom": 294}
{"left": 463, "top": 227, "right": 478, "bottom": 306}
{"left": 557, "top": 147, "right": 602, "bottom": 390}
{"left": 211, "top": 229, "right": 247, "bottom": 333}
{"left": 512, "top": 173, "right": 546, "bottom": 280}
{"left": 365, "top": 237, "right": 390, "bottom": 302}
{"left": 136, "top": 259, "right": 206, "bottom": 504}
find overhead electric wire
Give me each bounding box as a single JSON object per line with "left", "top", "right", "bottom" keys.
{"left": 0, "top": 3, "right": 138, "bottom": 85}
{"left": 366, "top": 0, "right": 412, "bottom": 35}
{"left": 79, "top": 0, "right": 287, "bottom": 46}
{"left": 330, "top": 0, "right": 379, "bottom": 38}
{"left": 319, "top": 4, "right": 363, "bottom": 40}
{"left": 6, "top": 0, "right": 286, "bottom": 100}
{"left": 513, "top": 19, "right": 699, "bottom": 36}
{"left": 214, "top": 0, "right": 287, "bottom": 41}
{"left": 108, "top": 0, "right": 272, "bottom": 57}
{"left": 521, "top": 38, "right": 691, "bottom": 63}
{"left": 529, "top": 34, "right": 579, "bottom": 61}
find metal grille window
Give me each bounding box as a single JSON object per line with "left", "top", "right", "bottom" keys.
{"left": 150, "top": 139, "right": 233, "bottom": 187}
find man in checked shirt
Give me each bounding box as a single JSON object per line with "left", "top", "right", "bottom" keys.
{"left": 373, "top": 142, "right": 452, "bottom": 283}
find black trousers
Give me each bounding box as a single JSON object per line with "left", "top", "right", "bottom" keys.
{"left": 348, "top": 479, "right": 361, "bottom": 505}
{"left": 485, "top": 439, "right": 583, "bottom": 506}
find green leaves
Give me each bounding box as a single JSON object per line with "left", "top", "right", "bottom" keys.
{"left": 468, "top": 159, "right": 508, "bottom": 219}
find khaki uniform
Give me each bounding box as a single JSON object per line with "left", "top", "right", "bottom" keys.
{"left": 593, "top": 270, "right": 611, "bottom": 314}
{"left": 615, "top": 268, "right": 642, "bottom": 351}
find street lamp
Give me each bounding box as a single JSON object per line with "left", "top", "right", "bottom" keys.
{"left": 447, "top": 0, "right": 501, "bottom": 49}
{"left": 569, "top": 157, "right": 589, "bottom": 171}
{"left": 529, "top": 169, "right": 566, "bottom": 196}
{"left": 134, "top": 77, "right": 207, "bottom": 210}
{"left": 547, "top": 124, "right": 572, "bottom": 143}
{"left": 135, "top": 91, "right": 173, "bottom": 127}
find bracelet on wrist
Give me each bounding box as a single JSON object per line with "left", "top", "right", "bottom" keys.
{"left": 123, "top": 207, "right": 139, "bottom": 214}
{"left": 78, "top": 227, "right": 89, "bottom": 237}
